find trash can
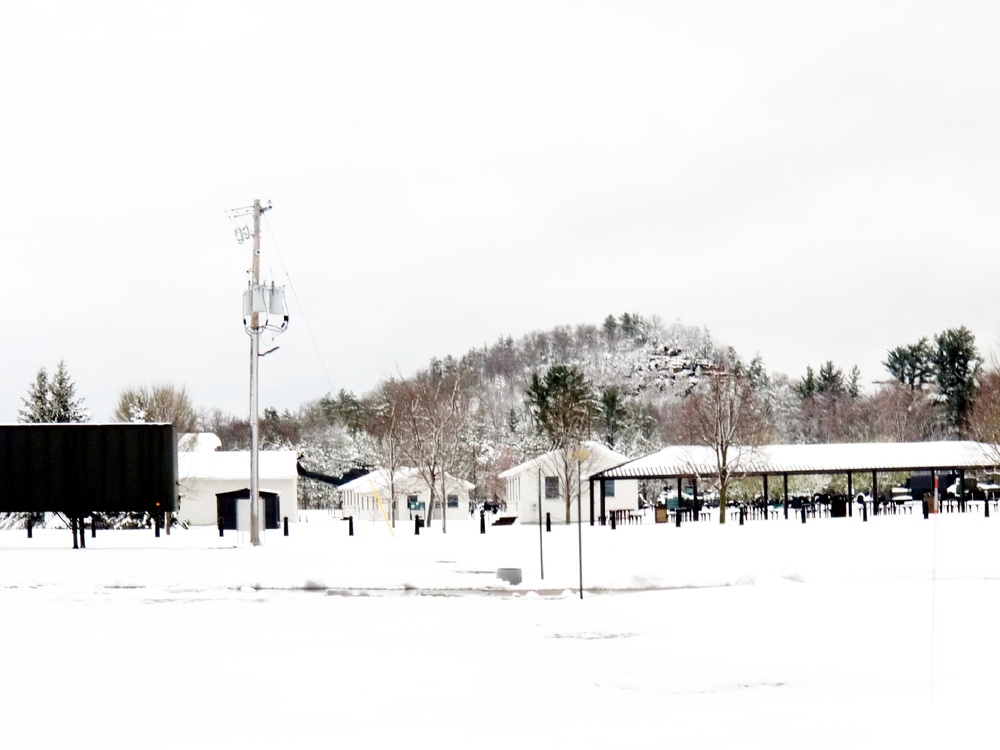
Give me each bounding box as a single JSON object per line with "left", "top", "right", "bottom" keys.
{"left": 830, "top": 496, "right": 847, "bottom": 518}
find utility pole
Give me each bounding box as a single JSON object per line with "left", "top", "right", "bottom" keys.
{"left": 233, "top": 198, "right": 286, "bottom": 547}
{"left": 249, "top": 199, "right": 264, "bottom": 546}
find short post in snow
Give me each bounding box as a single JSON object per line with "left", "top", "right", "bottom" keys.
{"left": 283, "top": 516, "right": 289, "bottom": 536}
{"left": 739, "top": 505, "right": 745, "bottom": 526}
{"left": 154, "top": 517, "right": 160, "bottom": 538}
{"left": 800, "top": 506, "right": 806, "bottom": 524}
{"left": 218, "top": 516, "right": 225, "bottom": 537}
{"left": 545, "top": 512, "right": 551, "bottom": 532}
{"left": 26, "top": 518, "right": 32, "bottom": 539}
{"left": 480, "top": 509, "right": 486, "bottom": 535}
{"left": 348, "top": 515, "right": 354, "bottom": 537}
{"left": 610, "top": 511, "right": 616, "bottom": 530}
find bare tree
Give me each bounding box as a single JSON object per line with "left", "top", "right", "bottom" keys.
{"left": 869, "top": 382, "right": 946, "bottom": 442}
{"left": 114, "top": 383, "right": 198, "bottom": 432}
{"left": 358, "top": 379, "right": 406, "bottom": 526}
{"left": 967, "top": 369, "right": 1000, "bottom": 464}
{"left": 397, "top": 362, "right": 471, "bottom": 532}
{"left": 679, "top": 368, "right": 772, "bottom": 524}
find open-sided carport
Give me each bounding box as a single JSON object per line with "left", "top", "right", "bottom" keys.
{"left": 591, "top": 441, "right": 1000, "bottom": 523}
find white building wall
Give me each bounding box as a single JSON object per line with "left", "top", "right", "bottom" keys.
{"left": 499, "top": 443, "right": 636, "bottom": 525}
{"left": 340, "top": 469, "right": 474, "bottom": 524}
{"left": 177, "top": 449, "right": 298, "bottom": 527}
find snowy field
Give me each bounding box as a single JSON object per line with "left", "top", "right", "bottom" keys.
{"left": 2, "top": 509, "right": 999, "bottom": 748}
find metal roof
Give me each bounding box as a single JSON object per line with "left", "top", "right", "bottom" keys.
{"left": 596, "top": 441, "right": 1000, "bottom": 479}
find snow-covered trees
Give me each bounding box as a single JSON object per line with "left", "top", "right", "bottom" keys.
{"left": 18, "top": 361, "right": 88, "bottom": 424}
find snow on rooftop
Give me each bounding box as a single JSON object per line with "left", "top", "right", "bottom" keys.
{"left": 600, "top": 441, "right": 1000, "bottom": 478}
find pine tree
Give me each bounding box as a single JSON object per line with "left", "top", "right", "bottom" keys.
{"left": 46, "top": 360, "right": 88, "bottom": 423}
{"left": 932, "top": 327, "right": 980, "bottom": 433}
{"left": 17, "top": 361, "right": 87, "bottom": 424}
{"left": 18, "top": 367, "right": 52, "bottom": 422}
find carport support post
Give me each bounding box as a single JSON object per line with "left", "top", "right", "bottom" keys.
{"left": 847, "top": 472, "right": 853, "bottom": 517}
{"left": 71, "top": 517, "right": 78, "bottom": 549}
{"left": 872, "top": 471, "right": 878, "bottom": 517}
{"left": 783, "top": 475, "right": 789, "bottom": 520}
{"left": 599, "top": 480, "right": 607, "bottom": 526}
{"left": 589, "top": 479, "right": 595, "bottom": 527}
{"left": 79, "top": 517, "right": 86, "bottom": 548}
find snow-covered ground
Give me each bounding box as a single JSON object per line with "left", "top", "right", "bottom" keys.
{"left": 2, "top": 509, "right": 998, "bottom": 748}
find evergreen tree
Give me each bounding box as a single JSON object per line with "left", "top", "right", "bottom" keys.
{"left": 796, "top": 366, "right": 817, "bottom": 399}
{"left": 18, "top": 361, "right": 87, "bottom": 424}
{"left": 932, "top": 326, "right": 980, "bottom": 433}
{"left": 47, "top": 361, "right": 88, "bottom": 423}
{"left": 884, "top": 338, "right": 934, "bottom": 389}
{"left": 525, "top": 365, "right": 595, "bottom": 450}
{"left": 847, "top": 366, "right": 862, "bottom": 399}
{"left": 817, "top": 361, "right": 845, "bottom": 396}
{"left": 18, "top": 367, "right": 52, "bottom": 422}
{"left": 597, "top": 385, "right": 627, "bottom": 449}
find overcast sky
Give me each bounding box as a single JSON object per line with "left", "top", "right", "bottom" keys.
{"left": 3, "top": 2, "right": 998, "bottom": 424}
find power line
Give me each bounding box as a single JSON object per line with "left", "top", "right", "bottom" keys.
{"left": 261, "top": 212, "right": 338, "bottom": 397}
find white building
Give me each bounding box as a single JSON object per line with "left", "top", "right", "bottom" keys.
{"left": 499, "top": 441, "right": 637, "bottom": 525}
{"left": 177, "top": 435, "right": 298, "bottom": 528}
{"left": 339, "top": 467, "right": 475, "bottom": 524}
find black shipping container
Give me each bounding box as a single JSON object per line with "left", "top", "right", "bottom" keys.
{"left": 0, "top": 423, "right": 178, "bottom": 514}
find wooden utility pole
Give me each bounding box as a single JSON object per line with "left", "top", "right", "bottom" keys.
{"left": 249, "top": 198, "right": 264, "bottom": 546}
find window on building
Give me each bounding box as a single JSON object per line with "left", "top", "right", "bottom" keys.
{"left": 447, "top": 495, "right": 459, "bottom": 509}
{"left": 603, "top": 479, "right": 615, "bottom": 497}
{"left": 545, "top": 476, "right": 559, "bottom": 499}
{"left": 407, "top": 495, "right": 424, "bottom": 512}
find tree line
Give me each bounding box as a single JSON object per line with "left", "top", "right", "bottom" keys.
{"left": 13, "top": 317, "right": 1000, "bottom": 525}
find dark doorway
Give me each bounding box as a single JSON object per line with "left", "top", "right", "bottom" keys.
{"left": 215, "top": 488, "right": 280, "bottom": 530}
